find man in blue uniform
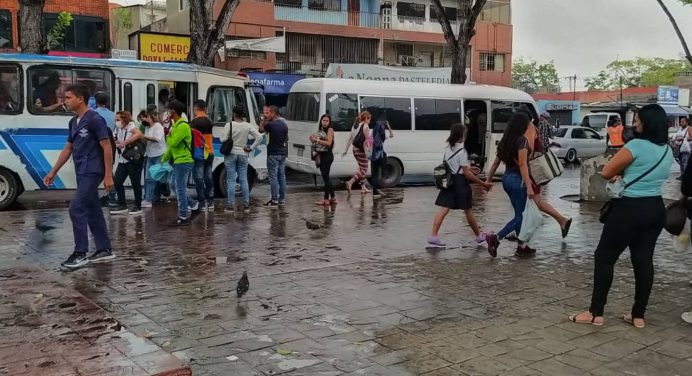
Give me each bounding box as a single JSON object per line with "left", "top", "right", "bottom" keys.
{"left": 44, "top": 84, "right": 115, "bottom": 269}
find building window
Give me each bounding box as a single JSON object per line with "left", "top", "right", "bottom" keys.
{"left": 27, "top": 66, "right": 113, "bottom": 115}
{"left": 308, "top": 0, "right": 341, "bottom": 11}
{"left": 0, "top": 64, "right": 21, "bottom": 114}
{"left": 430, "top": 6, "right": 457, "bottom": 22}
{"left": 480, "top": 0, "right": 511, "bottom": 24}
{"left": 396, "top": 2, "right": 425, "bottom": 19}
{"left": 275, "top": 0, "right": 302, "bottom": 7}
{"left": 43, "top": 14, "right": 108, "bottom": 53}
{"left": 0, "top": 9, "right": 12, "bottom": 49}
{"left": 479, "top": 53, "right": 505, "bottom": 72}
{"left": 227, "top": 49, "right": 267, "bottom": 60}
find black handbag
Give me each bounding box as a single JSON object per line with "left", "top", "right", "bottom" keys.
{"left": 121, "top": 140, "right": 146, "bottom": 162}
{"left": 220, "top": 124, "right": 234, "bottom": 156}
{"left": 665, "top": 197, "right": 689, "bottom": 235}
{"left": 599, "top": 147, "right": 669, "bottom": 224}
{"left": 352, "top": 124, "right": 365, "bottom": 150}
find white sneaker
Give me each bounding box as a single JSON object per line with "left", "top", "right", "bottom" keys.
{"left": 188, "top": 201, "right": 199, "bottom": 211}
{"left": 141, "top": 200, "right": 153, "bottom": 208}
{"left": 682, "top": 311, "right": 692, "bottom": 324}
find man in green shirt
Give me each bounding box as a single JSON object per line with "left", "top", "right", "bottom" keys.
{"left": 162, "top": 99, "right": 198, "bottom": 226}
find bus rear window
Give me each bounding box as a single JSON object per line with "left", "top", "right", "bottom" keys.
{"left": 326, "top": 93, "right": 357, "bottom": 131}
{"left": 286, "top": 92, "right": 320, "bottom": 123}
{"left": 0, "top": 64, "right": 21, "bottom": 114}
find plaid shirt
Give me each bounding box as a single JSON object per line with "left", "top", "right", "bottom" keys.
{"left": 538, "top": 119, "right": 552, "bottom": 149}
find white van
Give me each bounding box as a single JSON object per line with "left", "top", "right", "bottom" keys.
{"left": 285, "top": 78, "right": 538, "bottom": 186}
{"left": 0, "top": 54, "right": 265, "bottom": 210}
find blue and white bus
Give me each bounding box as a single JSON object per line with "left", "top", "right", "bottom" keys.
{"left": 0, "top": 54, "right": 266, "bottom": 210}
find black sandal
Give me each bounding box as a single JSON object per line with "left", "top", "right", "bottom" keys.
{"left": 561, "top": 218, "right": 572, "bottom": 239}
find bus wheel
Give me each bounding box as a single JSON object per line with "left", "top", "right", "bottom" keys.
{"left": 0, "top": 168, "right": 20, "bottom": 210}
{"left": 380, "top": 157, "right": 403, "bottom": 188}
{"left": 215, "top": 165, "right": 255, "bottom": 198}
{"left": 565, "top": 149, "right": 578, "bottom": 164}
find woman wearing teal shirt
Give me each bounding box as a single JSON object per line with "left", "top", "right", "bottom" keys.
{"left": 570, "top": 104, "right": 673, "bottom": 329}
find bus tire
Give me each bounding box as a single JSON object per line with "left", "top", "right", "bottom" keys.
{"left": 0, "top": 168, "right": 20, "bottom": 210}
{"left": 380, "top": 157, "right": 403, "bottom": 188}
{"left": 215, "top": 164, "right": 255, "bottom": 198}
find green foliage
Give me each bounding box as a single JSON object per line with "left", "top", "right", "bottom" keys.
{"left": 47, "top": 11, "right": 73, "bottom": 50}
{"left": 585, "top": 57, "right": 692, "bottom": 91}
{"left": 680, "top": 0, "right": 692, "bottom": 5}
{"left": 511, "top": 58, "right": 560, "bottom": 94}
{"left": 113, "top": 8, "right": 133, "bottom": 30}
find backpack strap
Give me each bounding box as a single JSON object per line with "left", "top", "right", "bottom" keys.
{"left": 445, "top": 147, "right": 464, "bottom": 174}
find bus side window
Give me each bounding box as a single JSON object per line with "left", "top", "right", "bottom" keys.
{"left": 361, "top": 96, "right": 412, "bottom": 130}
{"left": 27, "top": 66, "right": 114, "bottom": 115}
{"left": 326, "top": 93, "right": 358, "bottom": 131}
{"left": 207, "top": 86, "right": 247, "bottom": 126}
{"left": 286, "top": 92, "right": 320, "bottom": 123}
{"left": 414, "top": 98, "right": 461, "bottom": 131}
{"left": 123, "top": 83, "right": 133, "bottom": 113}
{"left": 0, "top": 64, "right": 21, "bottom": 114}
{"left": 490, "top": 101, "right": 534, "bottom": 133}
{"left": 146, "top": 84, "right": 156, "bottom": 107}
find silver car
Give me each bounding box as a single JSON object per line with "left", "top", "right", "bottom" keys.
{"left": 550, "top": 126, "right": 607, "bottom": 163}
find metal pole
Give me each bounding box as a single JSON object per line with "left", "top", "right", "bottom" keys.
{"left": 573, "top": 75, "right": 576, "bottom": 101}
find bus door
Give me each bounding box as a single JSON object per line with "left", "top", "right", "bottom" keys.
{"left": 464, "top": 99, "right": 489, "bottom": 171}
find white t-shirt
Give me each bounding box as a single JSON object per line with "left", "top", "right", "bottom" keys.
{"left": 443, "top": 143, "right": 469, "bottom": 175}
{"left": 675, "top": 127, "right": 689, "bottom": 141}
{"left": 221, "top": 121, "right": 263, "bottom": 156}
{"left": 116, "top": 122, "right": 137, "bottom": 164}
{"left": 145, "top": 122, "right": 166, "bottom": 158}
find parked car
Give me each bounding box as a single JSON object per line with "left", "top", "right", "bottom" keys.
{"left": 551, "top": 126, "right": 607, "bottom": 163}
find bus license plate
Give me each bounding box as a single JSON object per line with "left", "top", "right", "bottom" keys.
{"left": 294, "top": 145, "right": 305, "bottom": 157}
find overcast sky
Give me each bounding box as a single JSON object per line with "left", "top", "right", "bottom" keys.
{"left": 115, "top": 0, "right": 692, "bottom": 90}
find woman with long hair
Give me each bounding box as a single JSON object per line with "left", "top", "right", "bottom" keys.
{"left": 569, "top": 104, "right": 673, "bottom": 328}
{"left": 112, "top": 110, "right": 144, "bottom": 215}
{"left": 342, "top": 111, "right": 371, "bottom": 195}
{"left": 428, "top": 123, "right": 495, "bottom": 249}
{"left": 310, "top": 114, "right": 336, "bottom": 205}
{"left": 141, "top": 108, "right": 166, "bottom": 207}
{"left": 485, "top": 112, "right": 535, "bottom": 258}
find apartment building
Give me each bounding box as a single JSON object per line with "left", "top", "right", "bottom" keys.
{"left": 165, "top": 0, "right": 512, "bottom": 86}
{"left": 0, "top": 0, "right": 110, "bottom": 56}
{"left": 110, "top": 1, "right": 168, "bottom": 50}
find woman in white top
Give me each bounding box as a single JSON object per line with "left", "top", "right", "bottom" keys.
{"left": 220, "top": 105, "right": 263, "bottom": 213}
{"left": 112, "top": 111, "right": 144, "bottom": 214}
{"left": 674, "top": 117, "right": 691, "bottom": 177}
{"left": 141, "top": 108, "right": 167, "bottom": 207}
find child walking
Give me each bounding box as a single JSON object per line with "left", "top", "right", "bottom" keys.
{"left": 428, "top": 123, "right": 497, "bottom": 250}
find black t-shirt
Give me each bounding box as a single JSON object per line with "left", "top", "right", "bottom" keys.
{"left": 265, "top": 119, "right": 288, "bottom": 155}
{"left": 191, "top": 116, "right": 214, "bottom": 134}
{"left": 503, "top": 136, "right": 529, "bottom": 170}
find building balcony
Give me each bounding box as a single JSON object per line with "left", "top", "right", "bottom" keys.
{"left": 274, "top": 4, "right": 381, "bottom": 28}
{"left": 385, "top": 15, "right": 457, "bottom": 34}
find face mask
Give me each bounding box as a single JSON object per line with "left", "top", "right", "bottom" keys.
{"left": 115, "top": 121, "right": 123, "bottom": 128}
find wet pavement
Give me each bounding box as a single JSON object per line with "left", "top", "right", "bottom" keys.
{"left": 1, "top": 166, "right": 692, "bottom": 376}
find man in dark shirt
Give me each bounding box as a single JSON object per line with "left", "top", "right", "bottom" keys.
{"left": 43, "top": 84, "right": 115, "bottom": 269}
{"left": 259, "top": 105, "right": 288, "bottom": 207}
{"left": 191, "top": 100, "right": 215, "bottom": 210}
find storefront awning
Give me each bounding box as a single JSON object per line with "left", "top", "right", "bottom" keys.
{"left": 661, "top": 105, "right": 690, "bottom": 117}
{"left": 246, "top": 72, "right": 305, "bottom": 95}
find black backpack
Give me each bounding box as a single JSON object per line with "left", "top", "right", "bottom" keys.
{"left": 433, "top": 148, "right": 463, "bottom": 190}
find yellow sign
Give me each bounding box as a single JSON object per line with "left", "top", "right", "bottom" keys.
{"left": 139, "top": 33, "right": 191, "bottom": 62}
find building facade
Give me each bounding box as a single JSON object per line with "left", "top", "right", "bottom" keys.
{"left": 165, "top": 0, "right": 512, "bottom": 86}
{"left": 111, "top": 1, "right": 168, "bottom": 51}
{"left": 0, "top": 0, "right": 110, "bottom": 56}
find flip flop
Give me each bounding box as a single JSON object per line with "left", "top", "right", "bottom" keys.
{"left": 623, "top": 314, "right": 645, "bottom": 328}
{"left": 562, "top": 218, "right": 572, "bottom": 239}
{"left": 569, "top": 312, "right": 604, "bottom": 326}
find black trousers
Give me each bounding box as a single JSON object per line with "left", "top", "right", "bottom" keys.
{"left": 114, "top": 161, "right": 143, "bottom": 208}
{"left": 319, "top": 151, "right": 335, "bottom": 199}
{"left": 590, "top": 196, "right": 665, "bottom": 318}
{"left": 370, "top": 157, "right": 386, "bottom": 193}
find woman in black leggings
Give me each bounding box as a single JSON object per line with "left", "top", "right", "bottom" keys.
{"left": 310, "top": 114, "right": 336, "bottom": 206}
{"left": 569, "top": 104, "right": 673, "bottom": 328}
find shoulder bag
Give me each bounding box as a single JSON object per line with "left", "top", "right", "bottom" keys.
{"left": 220, "top": 123, "right": 234, "bottom": 156}
{"left": 599, "top": 146, "right": 669, "bottom": 223}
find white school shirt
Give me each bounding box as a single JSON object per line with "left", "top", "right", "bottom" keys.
{"left": 443, "top": 143, "right": 469, "bottom": 175}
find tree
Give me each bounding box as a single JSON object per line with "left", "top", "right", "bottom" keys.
{"left": 47, "top": 12, "right": 73, "bottom": 50}
{"left": 18, "top": 0, "right": 47, "bottom": 54}
{"left": 512, "top": 58, "right": 560, "bottom": 94}
{"left": 585, "top": 58, "right": 691, "bottom": 90}
{"left": 431, "top": 0, "right": 488, "bottom": 84}
{"left": 656, "top": 0, "right": 692, "bottom": 66}
{"left": 111, "top": 7, "right": 133, "bottom": 49}
{"left": 188, "top": 0, "right": 239, "bottom": 66}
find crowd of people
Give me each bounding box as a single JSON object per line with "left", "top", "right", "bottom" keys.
{"left": 41, "top": 83, "right": 691, "bottom": 327}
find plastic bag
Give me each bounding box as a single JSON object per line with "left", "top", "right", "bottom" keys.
{"left": 149, "top": 163, "right": 173, "bottom": 183}
{"left": 518, "top": 199, "right": 544, "bottom": 243}
{"left": 665, "top": 198, "right": 689, "bottom": 236}
{"left": 672, "top": 220, "right": 691, "bottom": 252}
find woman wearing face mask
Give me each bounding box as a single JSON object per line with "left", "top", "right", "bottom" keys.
{"left": 141, "top": 108, "right": 166, "bottom": 207}
{"left": 310, "top": 114, "right": 336, "bottom": 206}
{"left": 112, "top": 111, "right": 144, "bottom": 215}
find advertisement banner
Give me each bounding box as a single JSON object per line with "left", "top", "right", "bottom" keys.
{"left": 325, "top": 64, "right": 463, "bottom": 84}
{"left": 138, "top": 33, "right": 190, "bottom": 62}
{"left": 657, "top": 85, "right": 680, "bottom": 105}
{"left": 247, "top": 72, "right": 305, "bottom": 95}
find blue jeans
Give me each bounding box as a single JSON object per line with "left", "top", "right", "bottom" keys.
{"left": 174, "top": 163, "right": 195, "bottom": 219}
{"left": 224, "top": 154, "right": 250, "bottom": 208}
{"left": 194, "top": 156, "right": 214, "bottom": 205}
{"left": 498, "top": 170, "right": 528, "bottom": 239}
{"left": 144, "top": 155, "right": 162, "bottom": 202}
{"left": 267, "top": 154, "right": 287, "bottom": 203}
{"left": 70, "top": 174, "right": 111, "bottom": 253}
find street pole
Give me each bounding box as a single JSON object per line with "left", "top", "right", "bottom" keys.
{"left": 620, "top": 76, "right": 623, "bottom": 108}
{"left": 573, "top": 74, "right": 577, "bottom": 101}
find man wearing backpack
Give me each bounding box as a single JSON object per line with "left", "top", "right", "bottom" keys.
{"left": 162, "top": 99, "right": 199, "bottom": 226}
{"left": 191, "top": 100, "right": 215, "bottom": 211}
{"left": 43, "top": 84, "right": 115, "bottom": 269}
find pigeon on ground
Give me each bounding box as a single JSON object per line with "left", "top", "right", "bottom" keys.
{"left": 236, "top": 271, "right": 249, "bottom": 298}
{"left": 35, "top": 220, "right": 55, "bottom": 235}
{"left": 302, "top": 217, "right": 323, "bottom": 230}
